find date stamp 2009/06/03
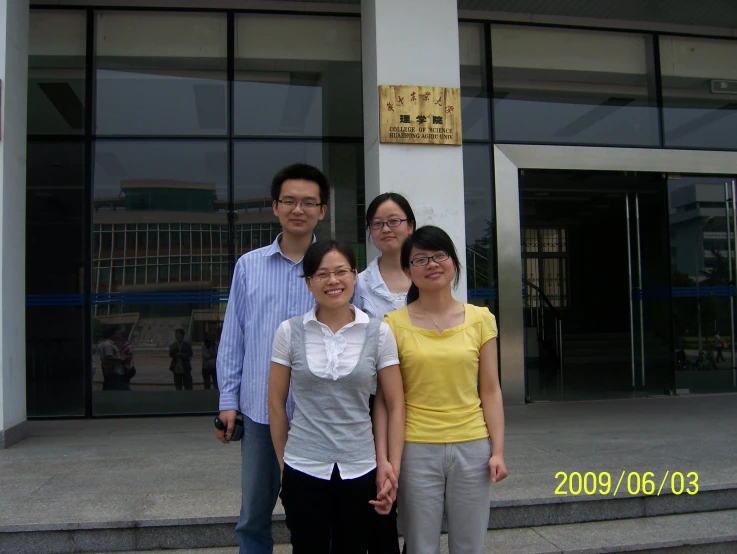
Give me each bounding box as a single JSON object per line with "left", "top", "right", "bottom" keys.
{"left": 554, "top": 471, "right": 699, "bottom": 496}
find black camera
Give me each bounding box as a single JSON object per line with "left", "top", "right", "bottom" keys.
{"left": 214, "top": 412, "right": 244, "bottom": 441}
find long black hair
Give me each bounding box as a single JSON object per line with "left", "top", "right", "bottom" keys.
{"left": 400, "top": 225, "right": 461, "bottom": 304}
{"left": 365, "top": 192, "right": 416, "bottom": 230}
{"left": 302, "top": 239, "right": 357, "bottom": 279}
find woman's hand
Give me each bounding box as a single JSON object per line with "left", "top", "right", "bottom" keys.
{"left": 369, "top": 477, "right": 396, "bottom": 515}
{"left": 489, "top": 453, "right": 508, "bottom": 483}
{"left": 375, "top": 458, "right": 398, "bottom": 497}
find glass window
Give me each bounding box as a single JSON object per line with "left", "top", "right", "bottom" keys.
{"left": 463, "top": 144, "right": 496, "bottom": 313}
{"left": 492, "top": 26, "right": 659, "bottom": 147}
{"left": 92, "top": 140, "right": 228, "bottom": 415}
{"left": 660, "top": 36, "right": 737, "bottom": 150}
{"left": 95, "top": 11, "right": 227, "bottom": 136}
{"left": 233, "top": 141, "right": 362, "bottom": 254}
{"left": 26, "top": 141, "right": 86, "bottom": 417}
{"left": 28, "top": 10, "right": 86, "bottom": 135}
{"left": 459, "top": 23, "right": 490, "bottom": 141}
{"left": 234, "top": 15, "right": 362, "bottom": 137}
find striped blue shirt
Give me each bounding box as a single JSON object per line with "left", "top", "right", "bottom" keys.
{"left": 217, "top": 234, "right": 316, "bottom": 424}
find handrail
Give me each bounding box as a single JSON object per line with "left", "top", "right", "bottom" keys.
{"left": 522, "top": 277, "right": 564, "bottom": 389}
{"left": 522, "top": 277, "right": 562, "bottom": 321}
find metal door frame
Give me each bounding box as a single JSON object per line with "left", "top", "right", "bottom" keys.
{"left": 494, "top": 145, "right": 737, "bottom": 405}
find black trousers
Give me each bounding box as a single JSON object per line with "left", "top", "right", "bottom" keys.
{"left": 202, "top": 368, "right": 218, "bottom": 389}
{"left": 281, "top": 464, "right": 376, "bottom": 554}
{"left": 173, "top": 372, "right": 193, "bottom": 390}
{"left": 368, "top": 395, "right": 401, "bottom": 554}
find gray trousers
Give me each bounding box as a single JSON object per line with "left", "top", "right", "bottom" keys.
{"left": 397, "top": 439, "right": 492, "bottom": 554}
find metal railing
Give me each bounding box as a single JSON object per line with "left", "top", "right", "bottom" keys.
{"left": 523, "top": 277, "right": 564, "bottom": 385}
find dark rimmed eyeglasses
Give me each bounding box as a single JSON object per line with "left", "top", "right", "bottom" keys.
{"left": 277, "top": 199, "right": 323, "bottom": 210}
{"left": 368, "top": 218, "right": 408, "bottom": 230}
{"left": 409, "top": 252, "right": 450, "bottom": 267}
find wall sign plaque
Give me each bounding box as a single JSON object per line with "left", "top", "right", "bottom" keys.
{"left": 378, "top": 85, "right": 462, "bottom": 145}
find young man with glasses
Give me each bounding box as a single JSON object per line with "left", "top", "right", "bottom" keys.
{"left": 215, "top": 163, "right": 328, "bottom": 554}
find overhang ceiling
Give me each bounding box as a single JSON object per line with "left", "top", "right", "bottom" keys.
{"left": 289, "top": 0, "right": 737, "bottom": 31}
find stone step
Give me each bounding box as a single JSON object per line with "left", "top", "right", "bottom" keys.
{"left": 3, "top": 486, "right": 736, "bottom": 553}
{"left": 87, "top": 509, "right": 737, "bottom": 553}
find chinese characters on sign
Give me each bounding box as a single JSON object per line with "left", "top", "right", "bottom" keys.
{"left": 378, "top": 85, "right": 462, "bottom": 145}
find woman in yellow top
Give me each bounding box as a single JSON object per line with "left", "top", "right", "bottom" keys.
{"left": 383, "top": 225, "right": 507, "bottom": 554}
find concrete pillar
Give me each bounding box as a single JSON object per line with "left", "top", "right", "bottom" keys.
{"left": 0, "top": 0, "right": 29, "bottom": 448}
{"left": 361, "top": 0, "right": 467, "bottom": 301}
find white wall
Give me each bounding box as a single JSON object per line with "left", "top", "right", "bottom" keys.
{"left": 0, "top": 0, "right": 29, "bottom": 446}
{"left": 362, "top": 0, "right": 467, "bottom": 300}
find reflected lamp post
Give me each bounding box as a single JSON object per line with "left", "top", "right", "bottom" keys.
{"left": 696, "top": 215, "right": 716, "bottom": 352}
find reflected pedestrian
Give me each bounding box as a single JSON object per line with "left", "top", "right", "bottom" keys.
{"left": 202, "top": 330, "right": 219, "bottom": 390}
{"left": 715, "top": 333, "right": 725, "bottom": 363}
{"left": 99, "top": 326, "right": 129, "bottom": 391}
{"left": 169, "top": 328, "right": 194, "bottom": 390}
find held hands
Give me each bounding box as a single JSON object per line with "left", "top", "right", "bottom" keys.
{"left": 370, "top": 459, "right": 399, "bottom": 515}
{"left": 215, "top": 410, "right": 237, "bottom": 444}
{"left": 489, "top": 453, "right": 508, "bottom": 483}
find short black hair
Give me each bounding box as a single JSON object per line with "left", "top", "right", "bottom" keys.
{"left": 366, "top": 192, "right": 416, "bottom": 230}
{"left": 102, "top": 326, "right": 118, "bottom": 339}
{"left": 271, "top": 163, "right": 330, "bottom": 206}
{"left": 175, "top": 329, "right": 185, "bottom": 337}
{"left": 401, "top": 225, "right": 461, "bottom": 303}
{"left": 302, "top": 240, "right": 357, "bottom": 279}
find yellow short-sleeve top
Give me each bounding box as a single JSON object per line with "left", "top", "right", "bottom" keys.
{"left": 384, "top": 304, "right": 498, "bottom": 444}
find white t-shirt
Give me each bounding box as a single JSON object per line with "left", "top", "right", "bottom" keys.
{"left": 271, "top": 305, "right": 399, "bottom": 480}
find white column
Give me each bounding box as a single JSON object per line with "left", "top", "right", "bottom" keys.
{"left": 0, "top": 0, "right": 29, "bottom": 448}
{"left": 362, "top": 0, "right": 467, "bottom": 301}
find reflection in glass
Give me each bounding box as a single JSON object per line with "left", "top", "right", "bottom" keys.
{"left": 660, "top": 36, "right": 737, "bottom": 150}
{"left": 669, "top": 176, "right": 736, "bottom": 392}
{"left": 95, "top": 12, "right": 227, "bottom": 136}
{"left": 492, "top": 26, "right": 659, "bottom": 146}
{"left": 26, "top": 141, "right": 86, "bottom": 416}
{"left": 233, "top": 141, "right": 363, "bottom": 265}
{"left": 234, "top": 14, "right": 362, "bottom": 137}
{"left": 92, "top": 141, "right": 228, "bottom": 412}
{"left": 463, "top": 144, "right": 496, "bottom": 313}
{"left": 459, "top": 23, "right": 490, "bottom": 141}
{"left": 28, "top": 10, "right": 86, "bottom": 135}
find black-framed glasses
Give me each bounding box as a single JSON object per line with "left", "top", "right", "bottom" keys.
{"left": 308, "top": 269, "right": 356, "bottom": 282}
{"left": 409, "top": 252, "right": 450, "bottom": 267}
{"left": 278, "top": 199, "right": 323, "bottom": 210}
{"left": 368, "top": 218, "right": 408, "bottom": 230}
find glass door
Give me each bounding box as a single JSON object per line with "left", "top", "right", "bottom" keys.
{"left": 669, "top": 176, "right": 737, "bottom": 393}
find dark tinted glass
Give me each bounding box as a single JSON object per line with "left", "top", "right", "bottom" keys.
{"left": 492, "top": 26, "right": 659, "bottom": 147}
{"left": 660, "top": 36, "right": 737, "bottom": 150}
{"left": 27, "top": 10, "right": 86, "bottom": 135}
{"left": 95, "top": 12, "right": 227, "bottom": 136}
{"left": 234, "top": 15, "right": 362, "bottom": 138}
{"left": 463, "top": 143, "right": 496, "bottom": 313}
{"left": 459, "top": 23, "right": 490, "bottom": 141}
{"left": 26, "top": 141, "right": 86, "bottom": 416}
{"left": 92, "top": 140, "right": 228, "bottom": 415}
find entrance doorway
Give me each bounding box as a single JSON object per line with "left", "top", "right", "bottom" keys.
{"left": 521, "top": 170, "right": 673, "bottom": 400}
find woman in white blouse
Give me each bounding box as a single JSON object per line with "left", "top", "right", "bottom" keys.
{"left": 357, "top": 192, "right": 416, "bottom": 318}
{"left": 356, "top": 192, "right": 416, "bottom": 554}
{"left": 268, "top": 240, "right": 405, "bottom": 554}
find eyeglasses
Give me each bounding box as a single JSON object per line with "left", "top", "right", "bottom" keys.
{"left": 309, "top": 269, "right": 356, "bottom": 282}
{"left": 409, "top": 252, "right": 450, "bottom": 267}
{"left": 278, "top": 199, "right": 323, "bottom": 210}
{"left": 368, "top": 218, "right": 408, "bottom": 230}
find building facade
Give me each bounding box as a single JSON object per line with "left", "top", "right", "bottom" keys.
{"left": 2, "top": 0, "right": 737, "bottom": 444}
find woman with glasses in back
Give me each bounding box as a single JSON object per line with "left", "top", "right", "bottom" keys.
{"left": 384, "top": 225, "right": 507, "bottom": 554}
{"left": 356, "top": 192, "right": 416, "bottom": 554}
{"left": 268, "top": 239, "right": 405, "bottom": 554}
